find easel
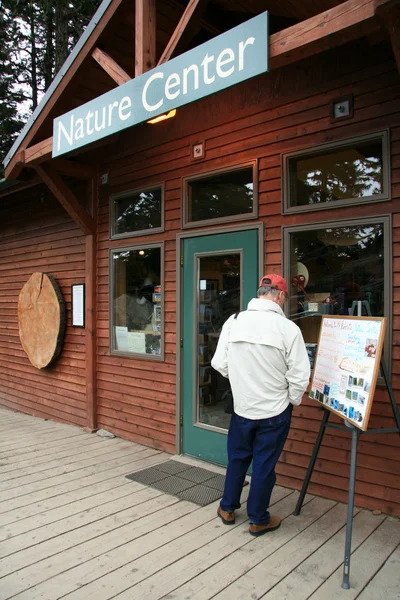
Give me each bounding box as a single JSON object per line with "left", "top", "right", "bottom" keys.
{"left": 294, "top": 304, "right": 400, "bottom": 590}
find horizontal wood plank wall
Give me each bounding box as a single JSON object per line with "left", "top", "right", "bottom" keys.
{"left": 98, "top": 40, "right": 400, "bottom": 513}
{"left": 0, "top": 184, "right": 87, "bottom": 426}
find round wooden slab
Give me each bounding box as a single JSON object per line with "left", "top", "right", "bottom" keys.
{"left": 18, "top": 272, "right": 66, "bottom": 369}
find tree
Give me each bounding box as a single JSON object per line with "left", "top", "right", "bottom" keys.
{"left": 0, "top": 0, "right": 102, "bottom": 175}
{"left": 0, "top": 4, "right": 25, "bottom": 177}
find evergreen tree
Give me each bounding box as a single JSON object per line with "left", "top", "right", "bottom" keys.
{"left": 0, "top": 0, "right": 101, "bottom": 174}
{"left": 0, "top": 4, "right": 25, "bottom": 177}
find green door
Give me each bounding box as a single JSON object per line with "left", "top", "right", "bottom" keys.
{"left": 182, "top": 229, "right": 259, "bottom": 465}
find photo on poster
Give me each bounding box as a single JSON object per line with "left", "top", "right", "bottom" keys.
{"left": 340, "top": 375, "right": 348, "bottom": 394}
{"left": 365, "top": 339, "right": 378, "bottom": 358}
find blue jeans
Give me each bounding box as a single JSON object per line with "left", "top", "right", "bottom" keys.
{"left": 220, "top": 403, "right": 292, "bottom": 525}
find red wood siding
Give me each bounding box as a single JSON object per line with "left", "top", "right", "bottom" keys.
{"left": 0, "top": 185, "right": 87, "bottom": 426}
{"left": 98, "top": 40, "right": 400, "bottom": 514}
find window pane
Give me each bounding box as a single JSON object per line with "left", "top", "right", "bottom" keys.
{"left": 188, "top": 167, "right": 254, "bottom": 223}
{"left": 113, "top": 187, "right": 162, "bottom": 235}
{"left": 288, "top": 223, "right": 384, "bottom": 369}
{"left": 197, "top": 254, "right": 241, "bottom": 430}
{"left": 112, "top": 247, "right": 161, "bottom": 356}
{"left": 289, "top": 138, "right": 385, "bottom": 207}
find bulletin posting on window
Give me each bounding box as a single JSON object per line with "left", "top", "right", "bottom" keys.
{"left": 309, "top": 315, "right": 386, "bottom": 431}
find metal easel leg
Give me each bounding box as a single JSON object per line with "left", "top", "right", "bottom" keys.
{"left": 294, "top": 408, "right": 330, "bottom": 516}
{"left": 380, "top": 358, "right": 400, "bottom": 433}
{"left": 342, "top": 424, "right": 360, "bottom": 590}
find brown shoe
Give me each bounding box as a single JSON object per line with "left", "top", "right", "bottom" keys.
{"left": 249, "top": 515, "right": 281, "bottom": 536}
{"left": 217, "top": 505, "right": 235, "bottom": 525}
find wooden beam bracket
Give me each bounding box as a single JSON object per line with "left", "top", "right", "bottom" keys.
{"left": 157, "top": 0, "right": 210, "bottom": 66}
{"left": 35, "top": 164, "right": 95, "bottom": 235}
{"left": 91, "top": 47, "right": 131, "bottom": 85}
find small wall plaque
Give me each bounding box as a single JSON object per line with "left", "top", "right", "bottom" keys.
{"left": 72, "top": 283, "right": 85, "bottom": 327}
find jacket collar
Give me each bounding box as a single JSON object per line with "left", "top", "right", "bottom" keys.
{"left": 247, "top": 297, "right": 286, "bottom": 317}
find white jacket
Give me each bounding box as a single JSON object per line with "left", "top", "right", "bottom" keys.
{"left": 211, "top": 298, "right": 310, "bottom": 419}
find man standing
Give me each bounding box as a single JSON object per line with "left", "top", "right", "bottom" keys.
{"left": 211, "top": 274, "right": 310, "bottom": 537}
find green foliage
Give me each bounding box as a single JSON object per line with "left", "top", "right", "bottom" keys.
{"left": 0, "top": 0, "right": 101, "bottom": 174}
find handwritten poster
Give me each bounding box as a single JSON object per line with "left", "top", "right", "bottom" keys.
{"left": 309, "top": 316, "right": 386, "bottom": 431}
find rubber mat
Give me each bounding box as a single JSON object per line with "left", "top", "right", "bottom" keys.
{"left": 126, "top": 460, "right": 248, "bottom": 506}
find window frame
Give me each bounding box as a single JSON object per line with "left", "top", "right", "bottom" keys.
{"left": 182, "top": 160, "right": 258, "bottom": 229}
{"left": 282, "top": 130, "right": 391, "bottom": 215}
{"left": 109, "top": 241, "right": 165, "bottom": 361}
{"left": 282, "top": 215, "right": 392, "bottom": 376}
{"left": 110, "top": 183, "right": 165, "bottom": 240}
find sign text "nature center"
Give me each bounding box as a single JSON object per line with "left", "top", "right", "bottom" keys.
{"left": 53, "top": 12, "right": 268, "bottom": 157}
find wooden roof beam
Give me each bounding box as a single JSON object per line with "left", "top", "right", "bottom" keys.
{"left": 35, "top": 164, "right": 95, "bottom": 235}
{"left": 269, "top": 0, "right": 389, "bottom": 70}
{"left": 135, "top": 0, "right": 156, "bottom": 76}
{"left": 24, "top": 138, "right": 53, "bottom": 165}
{"left": 157, "top": 0, "right": 211, "bottom": 66}
{"left": 91, "top": 47, "right": 131, "bottom": 85}
{"left": 376, "top": 1, "right": 400, "bottom": 73}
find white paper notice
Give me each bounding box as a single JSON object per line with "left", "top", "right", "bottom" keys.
{"left": 115, "top": 326, "right": 129, "bottom": 351}
{"left": 72, "top": 284, "right": 84, "bottom": 327}
{"left": 128, "top": 332, "right": 146, "bottom": 353}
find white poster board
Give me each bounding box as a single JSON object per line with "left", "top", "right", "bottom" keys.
{"left": 71, "top": 283, "right": 85, "bottom": 327}
{"left": 309, "top": 316, "right": 386, "bottom": 431}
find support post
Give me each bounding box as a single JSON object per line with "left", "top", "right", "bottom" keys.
{"left": 135, "top": 0, "right": 156, "bottom": 76}
{"left": 84, "top": 177, "right": 97, "bottom": 432}
{"left": 294, "top": 408, "right": 330, "bottom": 515}
{"left": 342, "top": 423, "right": 360, "bottom": 589}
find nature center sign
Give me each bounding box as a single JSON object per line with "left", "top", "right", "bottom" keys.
{"left": 52, "top": 12, "right": 269, "bottom": 157}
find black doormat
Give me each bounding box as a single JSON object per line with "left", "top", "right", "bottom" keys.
{"left": 126, "top": 460, "right": 248, "bottom": 507}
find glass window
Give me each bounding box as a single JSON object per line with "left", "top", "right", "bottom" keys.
{"left": 285, "top": 219, "right": 389, "bottom": 370}
{"left": 283, "top": 131, "right": 389, "bottom": 212}
{"left": 111, "top": 245, "right": 163, "bottom": 358}
{"left": 111, "top": 186, "right": 163, "bottom": 238}
{"left": 197, "top": 253, "right": 241, "bottom": 430}
{"left": 184, "top": 163, "right": 257, "bottom": 226}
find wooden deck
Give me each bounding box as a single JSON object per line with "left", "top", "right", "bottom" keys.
{"left": 0, "top": 407, "right": 398, "bottom": 600}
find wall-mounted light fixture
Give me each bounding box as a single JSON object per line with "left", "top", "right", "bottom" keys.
{"left": 330, "top": 95, "right": 353, "bottom": 122}
{"left": 147, "top": 109, "right": 176, "bottom": 125}
{"left": 190, "top": 140, "right": 205, "bottom": 161}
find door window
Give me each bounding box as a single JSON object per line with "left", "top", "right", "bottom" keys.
{"left": 197, "top": 253, "right": 241, "bottom": 430}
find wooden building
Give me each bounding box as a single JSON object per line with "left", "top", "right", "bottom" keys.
{"left": 1, "top": 0, "right": 399, "bottom": 516}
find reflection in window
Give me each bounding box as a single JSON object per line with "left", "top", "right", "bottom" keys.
{"left": 112, "top": 187, "right": 162, "bottom": 236}
{"left": 286, "top": 133, "right": 388, "bottom": 209}
{"left": 197, "top": 254, "right": 241, "bottom": 430}
{"left": 111, "top": 246, "right": 162, "bottom": 357}
{"left": 186, "top": 165, "right": 255, "bottom": 224}
{"left": 288, "top": 223, "right": 385, "bottom": 369}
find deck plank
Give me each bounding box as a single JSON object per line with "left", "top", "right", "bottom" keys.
{"left": 50, "top": 494, "right": 321, "bottom": 600}
{"left": 307, "top": 517, "right": 400, "bottom": 599}
{"left": 356, "top": 545, "right": 400, "bottom": 600}
{"left": 258, "top": 510, "right": 387, "bottom": 600}
{"left": 0, "top": 407, "right": 398, "bottom": 600}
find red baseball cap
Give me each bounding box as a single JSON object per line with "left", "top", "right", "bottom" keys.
{"left": 259, "top": 274, "right": 288, "bottom": 294}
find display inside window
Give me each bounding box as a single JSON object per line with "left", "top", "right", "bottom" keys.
{"left": 287, "top": 222, "right": 386, "bottom": 368}
{"left": 285, "top": 132, "right": 389, "bottom": 210}
{"left": 112, "top": 246, "right": 162, "bottom": 357}
{"left": 197, "top": 254, "right": 241, "bottom": 430}
{"left": 111, "top": 186, "right": 162, "bottom": 237}
{"left": 185, "top": 164, "right": 255, "bottom": 225}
